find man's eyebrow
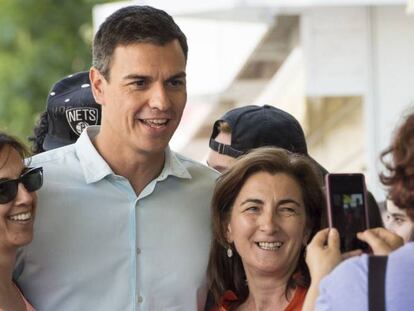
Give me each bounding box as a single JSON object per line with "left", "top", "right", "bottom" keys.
{"left": 123, "top": 74, "right": 150, "bottom": 81}
{"left": 123, "top": 72, "right": 186, "bottom": 80}
{"left": 166, "top": 72, "right": 186, "bottom": 80}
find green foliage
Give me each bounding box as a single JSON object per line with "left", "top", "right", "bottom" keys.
{"left": 0, "top": 0, "right": 111, "bottom": 144}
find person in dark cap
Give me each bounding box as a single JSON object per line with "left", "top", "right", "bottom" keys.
{"left": 207, "top": 105, "right": 325, "bottom": 174}
{"left": 207, "top": 104, "right": 382, "bottom": 226}
{"left": 28, "top": 71, "right": 101, "bottom": 154}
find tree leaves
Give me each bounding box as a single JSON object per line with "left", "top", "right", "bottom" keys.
{"left": 0, "top": 0, "right": 110, "bottom": 144}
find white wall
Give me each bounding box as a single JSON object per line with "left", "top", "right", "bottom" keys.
{"left": 368, "top": 5, "right": 414, "bottom": 199}
{"left": 301, "top": 7, "right": 369, "bottom": 96}
{"left": 300, "top": 5, "right": 414, "bottom": 200}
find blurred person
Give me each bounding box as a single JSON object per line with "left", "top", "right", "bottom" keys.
{"left": 0, "top": 132, "right": 43, "bottom": 311}
{"left": 207, "top": 105, "right": 325, "bottom": 174}
{"left": 28, "top": 71, "right": 101, "bottom": 154}
{"left": 207, "top": 105, "right": 383, "bottom": 228}
{"left": 15, "top": 6, "right": 218, "bottom": 311}
{"left": 303, "top": 111, "right": 414, "bottom": 311}
{"left": 207, "top": 147, "right": 325, "bottom": 310}
{"left": 384, "top": 199, "right": 414, "bottom": 243}
{"left": 377, "top": 200, "right": 387, "bottom": 223}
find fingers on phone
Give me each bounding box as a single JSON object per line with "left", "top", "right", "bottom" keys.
{"left": 328, "top": 228, "right": 340, "bottom": 248}
{"left": 311, "top": 228, "right": 330, "bottom": 247}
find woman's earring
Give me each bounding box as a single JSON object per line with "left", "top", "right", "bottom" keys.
{"left": 227, "top": 247, "right": 233, "bottom": 258}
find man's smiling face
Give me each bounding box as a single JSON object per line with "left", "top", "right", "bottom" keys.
{"left": 91, "top": 40, "right": 187, "bottom": 157}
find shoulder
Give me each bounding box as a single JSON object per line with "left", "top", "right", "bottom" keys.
{"left": 330, "top": 254, "right": 369, "bottom": 279}
{"left": 316, "top": 255, "right": 368, "bottom": 310}
{"left": 386, "top": 243, "right": 414, "bottom": 308}
{"left": 28, "top": 144, "right": 77, "bottom": 167}
{"left": 28, "top": 144, "right": 84, "bottom": 184}
{"left": 388, "top": 241, "right": 414, "bottom": 262}
{"left": 322, "top": 254, "right": 368, "bottom": 289}
{"left": 174, "top": 152, "right": 220, "bottom": 180}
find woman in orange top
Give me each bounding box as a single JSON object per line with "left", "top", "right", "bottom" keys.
{"left": 0, "top": 132, "right": 42, "bottom": 311}
{"left": 207, "top": 147, "right": 324, "bottom": 310}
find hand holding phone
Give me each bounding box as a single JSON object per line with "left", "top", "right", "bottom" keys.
{"left": 357, "top": 227, "right": 403, "bottom": 255}
{"left": 325, "top": 173, "right": 370, "bottom": 252}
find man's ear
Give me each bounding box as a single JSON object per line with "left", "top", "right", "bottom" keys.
{"left": 89, "top": 67, "right": 106, "bottom": 106}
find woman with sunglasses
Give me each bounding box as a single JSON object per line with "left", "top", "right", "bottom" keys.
{"left": 0, "top": 132, "right": 43, "bottom": 311}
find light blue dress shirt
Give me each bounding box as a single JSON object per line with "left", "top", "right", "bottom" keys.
{"left": 316, "top": 242, "right": 414, "bottom": 311}
{"left": 15, "top": 126, "right": 219, "bottom": 311}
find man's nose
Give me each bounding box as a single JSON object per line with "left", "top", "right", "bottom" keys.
{"left": 148, "top": 83, "right": 170, "bottom": 111}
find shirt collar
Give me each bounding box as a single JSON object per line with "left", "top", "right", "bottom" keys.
{"left": 75, "top": 126, "right": 192, "bottom": 184}
{"left": 75, "top": 126, "right": 113, "bottom": 184}
{"left": 157, "top": 147, "right": 192, "bottom": 181}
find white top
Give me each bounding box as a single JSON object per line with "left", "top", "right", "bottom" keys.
{"left": 15, "top": 126, "right": 219, "bottom": 311}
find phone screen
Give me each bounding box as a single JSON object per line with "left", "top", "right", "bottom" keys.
{"left": 326, "top": 174, "right": 369, "bottom": 252}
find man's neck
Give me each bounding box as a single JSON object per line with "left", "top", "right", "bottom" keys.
{"left": 93, "top": 132, "right": 166, "bottom": 195}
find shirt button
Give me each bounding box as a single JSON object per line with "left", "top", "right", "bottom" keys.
{"left": 137, "top": 248, "right": 141, "bottom": 255}
{"left": 137, "top": 295, "right": 144, "bottom": 303}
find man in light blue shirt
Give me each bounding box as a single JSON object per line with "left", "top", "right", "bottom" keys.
{"left": 15, "top": 5, "right": 218, "bottom": 311}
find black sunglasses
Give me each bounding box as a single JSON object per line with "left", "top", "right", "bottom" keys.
{"left": 0, "top": 167, "right": 43, "bottom": 204}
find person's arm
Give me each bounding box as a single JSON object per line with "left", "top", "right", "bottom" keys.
{"left": 303, "top": 227, "right": 403, "bottom": 311}
{"left": 302, "top": 228, "right": 342, "bottom": 311}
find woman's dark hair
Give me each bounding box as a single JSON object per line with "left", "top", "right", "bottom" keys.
{"left": 0, "top": 131, "right": 30, "bottom": 167}
{"left": 28, "top": 111, "right": 48, "bottom": 154}
{"left": 207, "top": 147, "right": 325, "bottom": 308}
{"left": 380, "top": 112, "right": 414, "bottom": 221}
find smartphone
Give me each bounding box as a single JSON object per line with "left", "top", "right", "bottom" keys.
{"left": 325, "top": 173, "right": 370, "bottom": 252}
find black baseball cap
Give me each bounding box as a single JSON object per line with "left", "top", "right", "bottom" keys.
{"left": 209, "top": 105, "right": 328, "bottom": 175}
{"left": 43, "top": 71, "right": 102, "bottom": 150}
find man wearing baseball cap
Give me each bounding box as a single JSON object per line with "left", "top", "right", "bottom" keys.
{"left": 207, "top": 104, "right": 326, "bottom": 174}
{"left": 29, "top": 71, "right": 101, "bottom": 153}
{"left": 207, "top": 104, "right": 382, "bottom": 226}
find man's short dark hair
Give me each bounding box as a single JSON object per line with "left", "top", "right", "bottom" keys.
{"left": 92, "top": 5, "right": 188, "bottom": 80}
